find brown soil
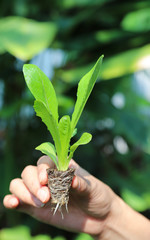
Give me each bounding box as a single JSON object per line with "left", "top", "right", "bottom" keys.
{"left": 46, "top": 168, "right": 75, "bottom": 218}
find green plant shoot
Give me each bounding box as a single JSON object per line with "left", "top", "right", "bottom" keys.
{"left": 23, "top": 55, "right": 103, "bottom": 171}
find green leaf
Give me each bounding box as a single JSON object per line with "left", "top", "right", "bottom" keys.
{"left": 101, "top": 44, "right": 150, "bottom": 80}
{"left": 95, "top": 29, "right": 128, "bottom": 44}
{"left": 34, "top": 100, "right": 61, "bottom": 166}
{"left": 23, "top": 57, "right": 103, "bottom": 171}
{"left": 1, "top": 225, "right": 31, "bottom": 240}
{"left": 59, "top": 44, "right": 150, "bottom": 82}
{"left": 23, "top": 64, "right": 59, "bottom": 123}
{"left": 121, "top": 188, "right": 149, "bottom": 212}
{"left": 33, "top": 235, "right": 51, "bottom": 240}
{"left": 61, "top": 0, "right": 110, "bottom": 8}
{"left": 75, "top": 233, "right": 93, "bottom": 240}
{"left": 71, "top": 55, "right": 103, "bottom": 132}
{"left": 68, "top": 132, "right": 92, "bottom": 161}
{"left": 58, "top": 115, "right": 71, "bottom": 170}
{"left": 35, "top": 142, "right": 58, "bottom": 169}
{"left": 71, "top": 128, "right": 77, "bottom": 138}
{"left": 53, "top": 236, "right": 66, "bottom": 240}
{"left": 0, "top": 16, "right": 57, "bottom": 60}
{"left": 121, "top": 8, "right": 150, "bottom": 32}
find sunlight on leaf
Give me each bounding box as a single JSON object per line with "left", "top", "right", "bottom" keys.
{"left": 0, "top": 16, "right": 57, "bottom": 60}
{"left": 71, "top": 55, "right": 104, "bottom": 131}
{"left": 100, "top": 45, "right": 150, "bottom": 80}
{"left": 23, "top": 64, "right": 59, "bottom": 122}
{"left": 36, "top": 142, "right": 58, "bottom": 169}
{"left": 59, "top": 45, "right": 150, "bottom": 82}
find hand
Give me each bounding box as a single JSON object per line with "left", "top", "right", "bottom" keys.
{"left": 3, "top": 156, "right": 117, "bottom": 238}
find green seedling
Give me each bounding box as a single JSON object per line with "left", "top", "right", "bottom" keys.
{"left": 23, "top": 55, "right": 103, "bottom": 171}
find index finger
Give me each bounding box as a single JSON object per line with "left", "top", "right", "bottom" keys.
{"left": 37, "top": 155, "right": 56, "bottom": 185}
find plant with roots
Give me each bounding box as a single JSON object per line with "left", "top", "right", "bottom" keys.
{"left": 23, "top": 55, "right": 103, "bottom": 217}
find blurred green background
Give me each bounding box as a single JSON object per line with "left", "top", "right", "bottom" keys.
{"left": 0, "top": 0, "right": 150, "bottom": 239}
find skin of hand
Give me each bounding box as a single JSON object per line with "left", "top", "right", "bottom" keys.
{"left": 3, "top": 156, "right": 118, "bottom": 239}
{"left": 3, "top": 156, "right": 150, "bottom": 240}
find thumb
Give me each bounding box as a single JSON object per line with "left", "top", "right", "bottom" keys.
{"left": 69, "top": 159, "right": 91, "bottom": 195}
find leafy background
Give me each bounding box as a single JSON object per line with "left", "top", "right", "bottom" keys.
{"left": 0, "top": 0, "right": 150, "bottom": 239}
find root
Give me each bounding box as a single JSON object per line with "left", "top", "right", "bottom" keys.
{"left": 47, "top": 168, "right": 75, "bottom": 218}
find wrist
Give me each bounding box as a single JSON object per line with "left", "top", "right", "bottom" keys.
{"left": 92, "top": 192, "right": 123, "bottom": 240}
{"left": 97, "top": 193, "right": 150, "bottom": 240}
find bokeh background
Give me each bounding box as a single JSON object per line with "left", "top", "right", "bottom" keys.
{"left": 0, "top": 0, "right": 150, "bottom": 239}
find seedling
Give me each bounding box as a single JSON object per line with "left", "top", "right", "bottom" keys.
{"left": 23, "top": 55, "right": 103, "bottom": 216}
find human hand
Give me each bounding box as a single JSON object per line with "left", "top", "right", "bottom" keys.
{"left": 3, "top": 156, "right": 117, "bottom": 238}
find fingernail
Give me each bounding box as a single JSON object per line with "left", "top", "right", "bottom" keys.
{"left": 33, "top": 196, "right": 44, "bottom": 208}
{"left": 37, "top": 189, "right": 48, "bottom": 203}
{"left": 72, "top": 176, "right": 78, "bottom": 189}
{"left": 10, "top": 198, "right": 18, "bottom": 207}
{"left": 39, "top": 172, "right": 47, "bottom": 183}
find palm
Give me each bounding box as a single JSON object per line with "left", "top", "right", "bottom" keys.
{"left": 4, "top": 158, "right": 113, "bottom": 237}
{"left": 22, "top": 176, "right": 112, "bottom": 235}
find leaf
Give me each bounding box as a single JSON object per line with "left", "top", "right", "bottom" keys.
{"left": 101, "top": 44, "right": 150, "bottom": 80}
{"left": 59, "top": 45, "right": 150, "bottom": 82}
{"left": 121, "top": 188, "right": 149, "bottom": 212}
{"left": 95, "top": 29, "right": 128, "bottom": 44}
{"left": 53, "top": 237, "right": 66, "bottom": 240}
{"left": 75, "top": 233, "right": 93, "bottom": 240}
{"left": 35, "top": 142, "right": 58, "bottom": 169}
{"left": 23, "top": 57, "right": 103, "bottom": 170}
{"left": 1, "top": 225, "right": 31, "bottom": 240}
{"left": 71, "top": 55, "right": 103, "bottom": 132}
{"left": 71, "top": 128, "right": 77, "bottom": 138}
{"left": 0, "top": 16, "right": 57, "bottom": 60}
{"left": 61, "top": 0, "right": 111, "bottom": 8}
{"left": 23, "top": 64, "right": 58, "bottom": 123}
{"left": 33, "top": 235, "right": 51, "bottom": 240}
{"left": 58, "top": 115, "right": 71, "bottom": 170}
{"left": 68, "top": 132, "right": 92, "bottom": 161}
{"left": 33, "top": 100, "right": 61, "bottom": 164}
{"left": 121, "top": 8, "right": 150, "bottom": 32}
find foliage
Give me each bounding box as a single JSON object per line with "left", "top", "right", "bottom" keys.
{"left": 0, "top": 225, "right": 60, "bottom": 240}
{"left": 121, "top": 8, "right": 150, "bottom": 32}
{"left": 23, "top": 56, "right": 103, "bottom": 170}
{"left": 0, "top": 0, "right": 150, "bottom": 239}
{"left": 0, "top": 225, "right": 93, "bottom": 240}
{"left": 0, "top": 16, "right": 57, "bottom": 60}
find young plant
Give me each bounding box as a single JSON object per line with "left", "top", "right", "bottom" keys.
{"left": 23, "top": 55, "right": 103, "bottom": 216}
{"left": 23, "top": 55, "right": 103, "bottom": 171}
